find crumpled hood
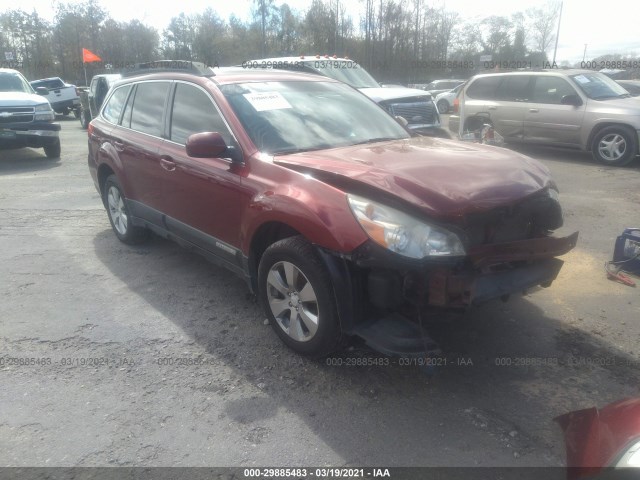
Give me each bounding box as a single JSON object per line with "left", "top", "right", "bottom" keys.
{"left": 0, "top": 91, "right": 50, "bottom": 107}
{"left": 273, "top": 136, "right": 553, "bottom": 220}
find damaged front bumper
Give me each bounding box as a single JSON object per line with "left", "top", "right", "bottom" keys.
{"left": 351, "top": 231, "right": 578, "bottom": 309}
{"left": 428, "top": 232, "right": 579, "bottom": 307}
{"left": 318, "top": 231, "right": 579, "bottom": 356}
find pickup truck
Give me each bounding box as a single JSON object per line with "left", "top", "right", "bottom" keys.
{"left": 29, "top": 77, "right": 81, "bottom": 117}
{"left": 78, "top": 74, "right": 122, "bottom": 128}
{"left": 0, "top": 68, "right": 61, "bottom": 158}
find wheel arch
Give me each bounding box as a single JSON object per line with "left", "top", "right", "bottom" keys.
{"left": 248, "top": 221, "right": 302, "bottom": 292}
{"left": 97, "top": 163, "right": 116, "bottom": 205}
{"left": 586, "top": 122, "right": 639, "bottom": 153}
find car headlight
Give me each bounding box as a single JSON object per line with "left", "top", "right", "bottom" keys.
{"left": 347, "top": 194, "right": 465, "bottom": 258}
{"left": 616, "top": 439, "right": 640, "bottom": 467}
{"left": 34, "top": 103, "right": 54, "bottom": 121}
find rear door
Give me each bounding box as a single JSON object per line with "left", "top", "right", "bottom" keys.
{"left": 524, "top": 75, "right": 585, "bottom": 146}
{"left": 113, "top": 81, "right": 172, "bottom": 223}
{"left": 159, "top": 81, "right": 244, "bottom": 260}
{"left": 487, "top": 75, "right": 532, "bottom": 140}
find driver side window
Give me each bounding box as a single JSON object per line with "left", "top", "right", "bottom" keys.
{"left": 532, "top": 76, "right": 577, "bottom": 104}
{"left": 169, "top": 83, "right": 235, "bottom": 147}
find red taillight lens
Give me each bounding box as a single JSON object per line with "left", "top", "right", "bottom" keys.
{"left": 453, "top": 98, "right": 459, "bottom": 114}
{"left": 87, "top": 123, "right": 94, "bottom": 135}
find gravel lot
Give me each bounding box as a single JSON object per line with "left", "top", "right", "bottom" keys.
{"left": 1, "top": 116, "right": 639, "bottom": 469}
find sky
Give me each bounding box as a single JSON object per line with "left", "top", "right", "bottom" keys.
{"left": 5, "top": 0, "right": 640, "bottom": 64}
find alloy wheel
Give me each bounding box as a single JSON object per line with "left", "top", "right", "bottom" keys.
{"left": 266, "top": 261, "right": 319, "bottom": 342}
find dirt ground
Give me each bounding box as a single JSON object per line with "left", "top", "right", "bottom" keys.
{"left": 1, "top": 116, "right": 639, "bottom": 470}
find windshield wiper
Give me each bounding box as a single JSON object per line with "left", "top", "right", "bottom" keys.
{"left": 273, "top": 144, "right": 333, "bottom": 155}
{"left": 352, "top": 137, "right": 398, "bottom": 145}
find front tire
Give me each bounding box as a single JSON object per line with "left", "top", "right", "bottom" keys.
{"left": 592, "top": 126, "right": 637, "bottom": 166}
{"left": 437, "top": 99, "right": 449, "bottom": 114}
{"left": 103, "top": 175, "right": 149, "bottom": 244}
{"left": 258, "top": 236, "right": 341, "bottom": 357}
{"left": 44, "top": 140, "right": 61, "bottom": 158}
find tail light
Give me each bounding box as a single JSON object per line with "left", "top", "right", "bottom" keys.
{"left": 87, "top": 123, "right": 94, "bottom": 136}
{"left": 453, "top": 97, "right": 459, "bottom": 114}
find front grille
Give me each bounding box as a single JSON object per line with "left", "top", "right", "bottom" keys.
{"left": 463, "top": 193, "right": 563, "bottom": 247}
{"left": 0, "top": 107, "right": 35, "bottom": 124}
{"left": 388, "top": 101, "right": 437, "bottom": 125}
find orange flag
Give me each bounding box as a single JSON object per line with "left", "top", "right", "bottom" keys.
{"left": 82, "top": 48, "right": 102, "bottom": 63}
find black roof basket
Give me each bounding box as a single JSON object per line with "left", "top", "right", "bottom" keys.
{"left": 122, "top": 60, "right": 216, "bottom": 77}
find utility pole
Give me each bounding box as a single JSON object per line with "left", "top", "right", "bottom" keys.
{"left": 552, "top": 0, "right": 563, "bottom": 64}
{"left": 583, "top": 44, "right": 588, "bottom": 62}
{"left": 260, "top": 0, "right": 266, "bottom": 58}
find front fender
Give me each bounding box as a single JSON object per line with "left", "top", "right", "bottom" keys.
{"left": 240, "top": 190, "right": 369, "bottom": 256}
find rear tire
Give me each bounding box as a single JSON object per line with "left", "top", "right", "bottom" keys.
{"left": 44, "top": 140, "right": 61, "bottom": 158}
{"left": 591, "top": 126, "right": 637, "bottom": 166}
{"left": 80, "top": 109, "right": 89, "bottom": 129}
{"left": 73, "top": 108, "right": 81, "bottom": 119}
{"left": 103, "top": 174, "right": 149, "bottom": 244}
{"left": 258, "top": 236, "right": 341, "bottom": 357}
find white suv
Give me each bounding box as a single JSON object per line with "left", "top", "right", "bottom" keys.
{"left": 449, "top": 69, "right": 640, "bottom": 166}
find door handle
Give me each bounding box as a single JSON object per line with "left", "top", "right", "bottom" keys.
{"left": 113, "top": 141, "right": 125, "bottom": 152}
{"left": 529, "top": 109, "right": 539, "bottom": 113}
{"left": 488, "top": 106, "right": 497, "bottom": 110}
{"left": 160, "top": 157, "right": 176, "bottom": 172}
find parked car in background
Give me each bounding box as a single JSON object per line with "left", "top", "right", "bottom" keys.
{"left": 448, "top": 69, "right": 640, "bottom": 166}
{"left": 78, "top": 73, "right": 122, "bottom": 128}
{"left": 434, "top": 83, "right": 464, "bottom": 114}
{"left": 616, "top": 79, "right": 640, "bottom": 97}
{"left": 29, "top": 77, "right": 81, "bottom": 117}
{"left": 88, "top": 61, "right": 577, "bottom": 358}
{"left": 413, "top": 79, "right": 465, "bottom": 97}
{"left": 0, "top": 68, "right": 61, "bottom": 158}
{"left": 242, "top": 56, "right": 445, "bottom": 136}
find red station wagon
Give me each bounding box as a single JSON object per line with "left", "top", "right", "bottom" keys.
{"left": 88, "top": 61, "right": 578, "bottom": 357}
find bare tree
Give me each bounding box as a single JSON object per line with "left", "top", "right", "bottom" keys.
{"left": 527, "top": 1, "right": 561, "bottom": 58}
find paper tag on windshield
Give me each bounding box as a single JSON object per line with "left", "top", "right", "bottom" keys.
{"left": 573, "top": 75, "right": 590, "bottom": 84}
{"left": 243, "top": 92, "right": 292, "bottom": 111}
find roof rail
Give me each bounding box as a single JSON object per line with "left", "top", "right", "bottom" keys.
{"left": 122, "top": 60, "right": 217, "bottom": 77}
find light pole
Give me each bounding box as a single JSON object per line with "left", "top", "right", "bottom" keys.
{"left": 583, "top": 44, "right": 588, "bottom": 62}
{"left": 552, "top": 0, "right": 564, "bottom": 64}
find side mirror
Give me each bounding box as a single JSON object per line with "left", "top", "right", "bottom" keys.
{"left": 186, "top": 132, "right": 227, "bottom": 158}
{"left": 186, "top": 132, "right": 243, "bottom": 164}
{"left": 35, "top": 86, "right": 49, "bottom": 96}
{"left": 560, "top": 94, "right": 582, "bottom": 106}
{"left": 394, "top": 115, "right": 409, "bottom": 128}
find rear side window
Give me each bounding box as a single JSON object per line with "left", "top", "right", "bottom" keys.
{"left": 37, "top": 79, "right": 65, "bottom": 89}
{"left": 102, "top": 85, "right": 131, "bottom": 124}
{"left": 531, "top": 76, "right": 577, "bottom": 104}
{"left": 169, "top": 83, "right": 233, "bottom": 145}
{"left": 466, "top": 76, "right": 502, "bottom": 99}
{"left": 129, "top": 82, "right": 170, "bottom": 137}
{"left": 495, "top": 75, "right": 532, "bottom": 101}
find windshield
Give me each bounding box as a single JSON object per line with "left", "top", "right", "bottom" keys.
{"left": 305, "top": 61, "right": 380, "bottom": 88}
{"left": 569, "top": 72, "right": 631, "bottom": 100}
{"left": 222, "top": 80, "right": 410, "bottom": 155}
{"left": 0, "top": 71, "right": 34, "bottom": 93}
